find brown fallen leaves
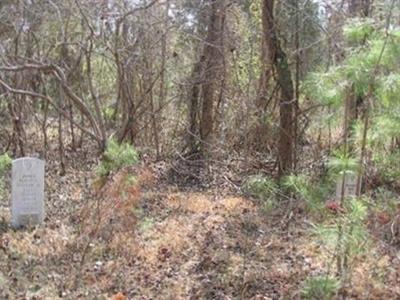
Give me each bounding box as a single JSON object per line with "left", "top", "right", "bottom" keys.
{"left": 111, "top": 292, "right": 126, "bottom": 300}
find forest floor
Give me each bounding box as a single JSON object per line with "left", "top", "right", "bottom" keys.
{"left": 0, "top": 138, "right": 400, "bottom": 299}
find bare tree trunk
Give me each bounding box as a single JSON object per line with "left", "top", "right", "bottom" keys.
{"left": 68, "top": 100, "right": 76, "bottom": 150}
{"left": 114, "top": 5, "right": 138, "bottom": 144}
{"left": 58, "top": 84, "right": 66, "bottom": 176}
{"left": 8, "top": 99, "right": 25, "bottom": 157}
{"left": 262, "top": 0, "right": 295, "bottom": 176}
{"left": 257, "top": 14, "right": 271, "bottom": 111}
{"left": 42, "top": 99, "right": 49, "bottom": 158}
{"left": 199, "top": 0, "right": 225, "bottom": 156}
{"left": 187, "top": 57, "right": 203, "bottom": 154}
{"left": 146, "top": 57, "right": 160, "bottom": 159}
{"left": 158, "top": 0, "right": 169, "bottom": 111}
{"left": 154, "top": 0, "right": 170, "bottom": 159}
{"left": 86, "top": 39, "right": 106, "bottom": 150}
{"left": 349, "top": 0, "right": 371, "bottom": 17}
{"left": 349, "top": 0, "right": 360, "bottom": 15}
{"left": 12, "top": 34, "right": 25, "bottom": 157}
{"left": 293, "top": 0, "right": 301, "bottom": 172}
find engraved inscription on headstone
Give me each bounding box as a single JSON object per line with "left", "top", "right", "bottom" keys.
{"left": 11, "top": 157, "right": 45, "bottom": 227}
{"left": 336, "top": 174, "right": 360, "bottom": 199}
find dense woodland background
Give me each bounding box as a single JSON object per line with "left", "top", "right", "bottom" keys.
{"left": 1, "top": 0, "right": 400, "bottom": 299}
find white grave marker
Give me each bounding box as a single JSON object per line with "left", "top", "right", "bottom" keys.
{"left": 336, "top": 173, "right": 360, "bottom": 199}
{"left": 11, "top": 157, "right": 45, "bottom": 227}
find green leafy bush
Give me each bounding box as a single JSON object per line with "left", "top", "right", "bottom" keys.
{"left": 97, "top": 139, "right": 139, "bottom": 177}
{"left": 243, "top": 175, "right": 278, "bottom": 211}
{"left": 317, "top": 198, "right": 368, "bottom": 252}
{"left": 328, "top": 150, "right": 359, "bottom": 181}
{"left": 243, "top": 175, "right": 277, "bottom": 199}
{"left": 377, "top": 73, "right": 400, "bottom": 107}
{"left": 0, "top": 153, "right": 11, "bottom": 175}
{"left": 343, "top": 18, "right": 374, "bottom": 44}
{"left": 102, "top": 105, "right": 120, "bottom": 123}
{"left": 301, "top": 275, "right": 339, "bottom": 300}
{"left": 312, "top": 198, "right": 369, "bottom": 288}
{"left": 373, "top": 188, "right": 399, "bottom": 214}
{"left": 282, "top": 174, "right": 327, "bottom": 214}
{"left": 373, "top": 150, "right": 400, "bottom": 183}
{"left": 0, "top": 153, "right": 11, "bottom": 200}
{"left": 303, "top": 68, "right": 344, "bottom": 107}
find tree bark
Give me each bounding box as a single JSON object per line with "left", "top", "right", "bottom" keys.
{"left": 199, "top": 0, "right": 225, "bottom": 156}
{"left": 349, "top": 0, "right": 371, "bottom": 17}
{"left": 262, "top": 0, "right": 295, "bottom": 176}
{"left": 187, "top": 57, "right": 203, "bottom": 154}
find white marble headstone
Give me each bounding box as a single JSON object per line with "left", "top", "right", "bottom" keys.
{"left": 336, "top": 174, "right": 360, "bottom": 199}
{"left": 11, "top": 157, "right": 45, "bottom": 227}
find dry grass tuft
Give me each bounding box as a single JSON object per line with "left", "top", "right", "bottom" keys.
{"left": 73, "top": 165, "right": 156, "bottom": 267}
{"left": 82, "top": 165, "right": 155, "bottom": 237}
{"left": 165, "top": 192, "right": 215, "bottom": 214}
{"left": 221, "top": 196, "right": 255, "bottom": 212}
{"left": 136, "top": 216, "right": 191, "bottom": 265}
{"left": 7, "top": 225, "right": 73, "bottom": 258}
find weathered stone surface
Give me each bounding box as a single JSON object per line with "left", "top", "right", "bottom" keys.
{"left": 11, "top": 157, "right": 45, "bottom": 227}
{"left": 336, "top": 174, "right": 360, "bottom": 199}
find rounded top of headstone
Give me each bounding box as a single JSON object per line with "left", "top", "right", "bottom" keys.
{"left": 12, "top": 157, "right": 45, "bottom": 167}
{"left": 13, "top": 157, "right": 44, "bottom": 162}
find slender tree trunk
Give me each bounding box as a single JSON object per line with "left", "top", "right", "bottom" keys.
{"left": 187, "top": 57, "right": 203, "bottom": 154}
{"left": 159, "top": 0, "right": 169, "bottom": 110}
{"left": 67, "top": 99, "right": 76, "bottom": 150}
{"left": 293, "top": 0, "right": 301, "bottom": 172}
{"left": 86, "top": 39, "right": 106, "bottom": 149}
{"left": 185, "top": 5, "right": 208, "bottom": 155}
{"left": 58, "top": 84, "right": 66, "bottom": 176}
{"left": 349, "top": 0, "right": 371, "bottom": 17}
{"left": 42, "top": 99, "right": 49, "bottom": 158}
{"left": 114, "top": 5, "right": 137, "bottom": 144}
{"left": 146, "top": 57, "right": 160, "bottom": 159}
{"left": 199, "top": 0, "right": 225, "bottom": 156}
{"left": 262, "top": 0, "right": 295, "bottom": 176}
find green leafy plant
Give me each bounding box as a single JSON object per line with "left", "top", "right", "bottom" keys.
{"left": 373, "top": 188, "right": 399, "bottom": 214}
{"left": 312, "top": 198, "right": 369, "bottom": 293}
{"left": 102, "top": 105, "right": 116, "bottom": 122}
{"left": 373, "top": 150, "right": 400, "bottom": 183}
{"left": 0, "top": 153, "right": 11, "bottom": 201}
{"left": 343, "top": 18, "right": 375, "bottom": 44}
{"left": 139, "top": 217, "right": 155, "bottom": 233}
{"left": 305, "top": 149, "right": 370, "bottom": 295}
{"left": 97, "top": 139, "right": 139, "bottom": 177}
{"left": 328, "top": 150, "right": 359, "bottom": 181}
{"left": 243, "top": 175, "right": 277, "bottom": 199}
{"left": 0, "top": 153, "right": 11, "bottom": 175}
{"left": 301, "top": 275, "right": 339, "bottom": 300}
{"left": 282, "top": 174, "right": 328, "bottom": 215}
{"left": 305, "top": 22, "right": 400, "bottom": 190}
{"left": 303, "top": 67, "right": 344, "bottom": 107}
{"left": 243, "top": 175, "right": 278, "bottom": 211}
